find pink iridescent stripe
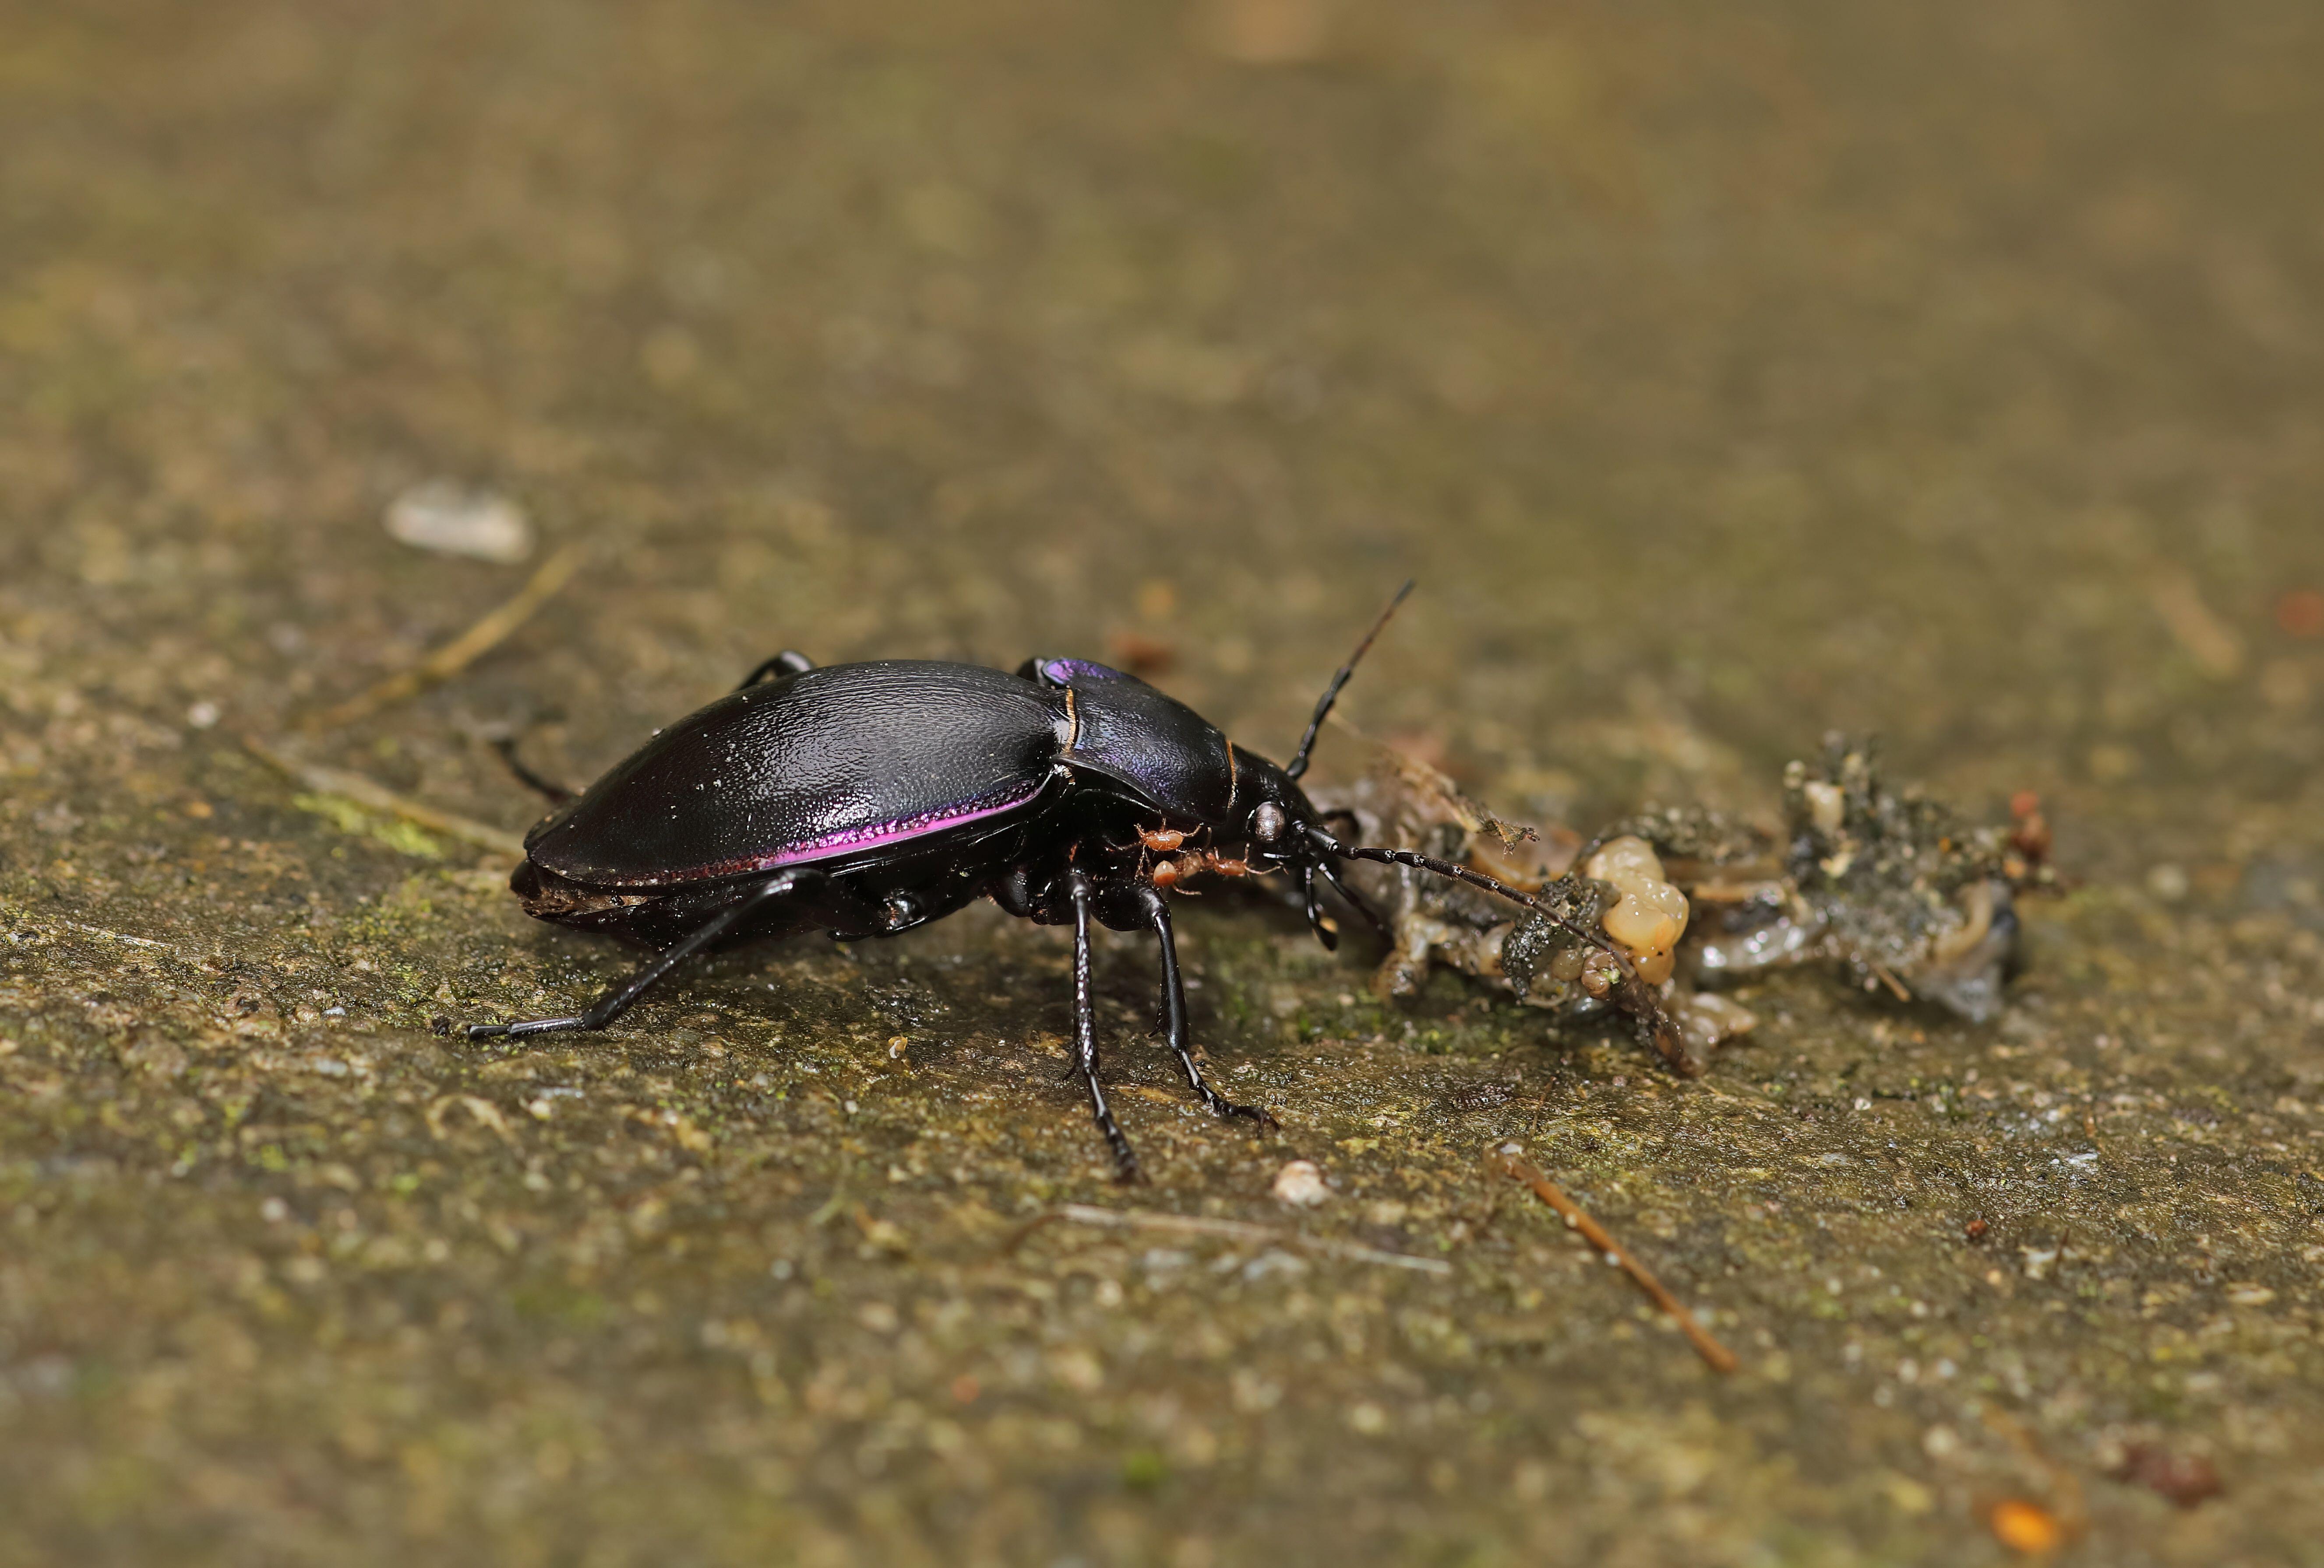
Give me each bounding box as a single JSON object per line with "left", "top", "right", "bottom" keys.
{"left": 676, "top": 777, "right": 1047, "bottom": 882}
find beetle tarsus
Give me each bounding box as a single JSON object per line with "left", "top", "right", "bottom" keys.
{"left": 1139, "top": 886, "right": 1278, "bottom": 1131}
{"left": 1196, "top": 1089, "right": 1280, "bottom": 1130}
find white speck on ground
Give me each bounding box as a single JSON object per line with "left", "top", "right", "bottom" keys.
{"left": 384, "top": 480, "right": 534, "bottom": 564}
{"left": 1271, "top": 1159, "right": 1330, "bottom": 1207}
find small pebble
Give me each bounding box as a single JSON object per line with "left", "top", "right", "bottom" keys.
{"left": 185, "top": 701, "right": 220, "bottom": 729}
{"left": 1271, "top": 1159, "right": 1330, "bottom": 1207}
{"left": 384, "top": 480, "right": 533, "bottom": 564}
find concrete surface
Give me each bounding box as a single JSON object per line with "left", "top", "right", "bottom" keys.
{"left": 2, "top": 1, "right": 2322, "bottom": 1562}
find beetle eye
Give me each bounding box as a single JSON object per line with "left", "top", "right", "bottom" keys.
{"left": 1251, "top": 802, "right": 1287, "bottom": 843}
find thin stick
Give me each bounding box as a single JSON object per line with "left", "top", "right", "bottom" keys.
{"left": 1007, "top": 1202, "right": 1452, "bottom": 1276}
{"left": 243, "top": 736, "right": 528, "bottom": 858}
{"left": 305, "top": 541, "right": 587, "bottom": 730}
{"left": 1487, "top": 1141, "right": 1739, "bottom": 1373}
{"left": 1867, "top": 961, "right": 1914, "bottom": 1004}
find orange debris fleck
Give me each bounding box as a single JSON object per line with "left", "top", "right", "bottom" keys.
{"left": 2276, "top": 588, "right": 2324, "bottom": 639}
{"left": 1989, "top": 1498, "right": 2063, "bottom": 1556}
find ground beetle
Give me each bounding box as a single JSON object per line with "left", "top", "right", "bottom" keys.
{"left": 473, "top": 585, "right": 1614, "bottom": 1180}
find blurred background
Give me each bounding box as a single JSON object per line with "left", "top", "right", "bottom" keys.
{"left": 5, "top": 0, "right": 2319, "bottom": 841}
{"left": 4, "top": 1, "right": 2323, "bottom": 1563}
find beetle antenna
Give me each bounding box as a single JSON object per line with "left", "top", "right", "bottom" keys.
{"left": 1285, "top": 579, "right": 1415, "bottom": 781}
{"left": 1309, "top": 828, "right": 1623, "bottom": 960}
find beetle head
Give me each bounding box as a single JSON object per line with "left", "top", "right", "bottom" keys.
{"left": 1227, "top": 750, "right": 1315, "bottom": 856}
{"left": 1223, "top": 749, "right": 1378, "bottom": 951}
{"left": 1217, "top": 581, "right": 1622, "bottom": 962}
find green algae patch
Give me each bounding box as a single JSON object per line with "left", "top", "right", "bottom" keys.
{"left": 292, "top": 790, "right": 446, "bottom": 860}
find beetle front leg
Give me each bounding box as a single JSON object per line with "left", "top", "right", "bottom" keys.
{"left": 1068, "top": 874, "right": 1146, "bottom": 1184}
{"left": 467, "top": 870, "right": 807, "bottom": 1040}
{"left": 1137, "top": 885, "right": 1278, "bottom": 1130}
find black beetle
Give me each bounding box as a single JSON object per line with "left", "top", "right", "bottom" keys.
{"left": 472, "top": 585, "right": 1614, "bottom": 1180}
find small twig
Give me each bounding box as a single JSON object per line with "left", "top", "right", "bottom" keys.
{"left": 1008, "top": 1202, "right": 1452, "bottom": 1276}
{"left": 304, "top": 541, "right": 588, "bottom": 731}
{"left": 56, "top": 920, "right": 176, "bottom": 952}
{"left": 2148, "top": 566, "right": 2245, "bottom": 680}
{"left": 1867, "top": 961, "right": 1914, "bottom": 1004}
{"left": 1487, "top": 1141, "right": 1739, "bottom": 1373}
{"left": 242, "top": 736, "right": 527, "bottom": 858}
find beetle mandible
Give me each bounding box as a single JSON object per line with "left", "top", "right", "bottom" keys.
{"left": 470, "top": 583, "right": 1616, "bottom": 1180}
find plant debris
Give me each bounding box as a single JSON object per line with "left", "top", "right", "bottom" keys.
{"left": 1319, "top": 748, "right": 1701, "bottom": 1071}
{"left": 1316, "top": 731, "right": 2048, "bottom": 1076}
{"left": 1674, "top": 734, "right": 2042, "bottom": 1022}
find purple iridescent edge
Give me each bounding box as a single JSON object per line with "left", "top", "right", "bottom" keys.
{"left": 1041, "top": 658, "right": 1131, "bottom": 685}
{"left": 670, "top": 775, "right": 1049, "bottom": 884}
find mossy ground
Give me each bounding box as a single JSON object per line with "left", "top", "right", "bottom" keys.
{"left": 4, "top": 2, "right": 2323, "bottom": 1563}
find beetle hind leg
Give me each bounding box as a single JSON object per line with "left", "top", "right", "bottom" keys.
{"left": 1139, "top": 886, "right": 1280, "bottom": 1131}
{"left": 467, "top": 870, "right": 806, "bottom": 1042}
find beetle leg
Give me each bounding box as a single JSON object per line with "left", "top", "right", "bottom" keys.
{"left": 1300, "top": 864, "right": 1340, "bottom": 951}
{"left": 1138, "top": 885, "right": 1278, "bottom": 1131}
{"left": 490, "top": 735, "right": 576, "bottom": 805}
{"left": 734, "top": 650, "right": 814, "bottom": 691}
{"left": 1068, "top": 874, "right": 1146, "bottom": 1184}
{"left": 466, "top": 870, "right": 806, "bottom": 1039}
{"left": 1314, "top": 856, "right": 1393, "bottom": 944}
